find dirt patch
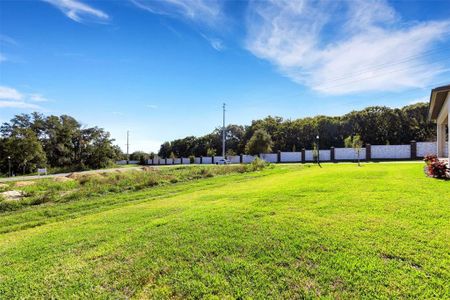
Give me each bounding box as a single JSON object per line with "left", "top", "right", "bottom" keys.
{"left": 53, "top": 176, "right": 74, "bottom": 183}
{"left": 0, "top": 183, "right": 9, "bottom": 190}
{"left": 15, "top": 181, "right": 36, "bottom": 187}
{"left": 142, "top": 166, "right": 156, "bottom": 172}
{"left": 1, "top": 190, "right": 23, "bottom": 201}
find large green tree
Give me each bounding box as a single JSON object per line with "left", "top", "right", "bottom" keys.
{"left": 245, "top": 129, "right": 273, "bottom": 155}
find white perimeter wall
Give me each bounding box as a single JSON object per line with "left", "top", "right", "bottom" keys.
{"left": 260, "top": 153, "right": 277, "bottom": 163}
{"left": 280, "top": 152, "right": 302, "bottom": 162}
{"left": 194, "top": 157, "right": 201, "bottom": 164}
{"left": 305, "top": 150, "right": 314, "bottom": 161}
{"left": 371, "top": 145, "right": 410, "bottom": 159}
{"left": 243, "top": 155, "right": 256, "bottom": 163}
{"left": 229, "top": 156, "right": 240, "bottom": 163}
{"left": 181, "top": 158, "right": 190, "bottom": 164}
{"left": 319, "top": 150, "right": 331, "bottom": 161}
{"left": 335, "top": 148, "right": 367, "bottom": 160}
{"left": 202, "top": 157, "right": 212, "bottom": 164}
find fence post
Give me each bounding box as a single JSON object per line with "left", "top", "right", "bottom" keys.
{"left": 240, "top": 154, "right": 243, "bottom": 164}
{"left": 165, "top": 158, "right": 167, "bottom": 165}
{"left": 366, "top": 144, "right": 371, "bottom": 161}
{"left": 301, "top": 148, "right": 305, "bottom": 163}
{"left": 212, "top": 156, "right": 215, "bottom": 164}
{"left": 330, "top": 146, "right": 335, "bottom": 162}
{"left": 410, "top": 140, "right": 417, "bottom": 160}
{"left": 200, "top": 156, "right": 203, "bottom": 164}
{"left": 277, "top": 151, "right": 281, "bottom": 163}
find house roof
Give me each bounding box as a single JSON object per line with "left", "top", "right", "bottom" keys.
{"left": 428, "top": 84, "right": 450, "bottom": 121}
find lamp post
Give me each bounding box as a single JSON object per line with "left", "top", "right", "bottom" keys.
{"left": 7, "top": 156, "right": 11, "bottom": 177}
{"left": 316, "top": 135, "right": 321, "bottom": 167}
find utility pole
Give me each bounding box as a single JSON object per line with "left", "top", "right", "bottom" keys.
{"left": 222, "top": 103, "right": 226, "bottom": 158}
{"left": 126, "top": 130, "right": 130, "bottom": 164}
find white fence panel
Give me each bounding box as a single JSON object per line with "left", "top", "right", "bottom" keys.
{"left": 417, "top": 142, "right": 436, "bottom": 157}
{"left": 202, "top": 157, "right": 212, "bottom": 164}
{"left": 181, "top": 158, "right": 190, "bottom": 164}
{"left": 174, "top": 158, "right": 181, "bottom": 164}
{"left": 213, "top": 156, "right": 224, "bottom": 163}
{"left": 260, "top": 153, "right": 277, "bottom": 163}
{"left": 229, "top": 155, "right": 240, "bottom": 163}
{"left": 280, "top": 152, "right": 301, "bottom": 162}
{"left": 319, "top": 150, "right": 331, "bottom": 161}
{"left": 159, "top": 158, "right": 165, "bottom": 165}
{"left": 305, "top": 150, "right": 314, "bottom": 161}
{"left": 243, "top": 155, "right": 256, "bottom": 163}
{"left": 166, "top": 158, "right": 173, "bottom": 165}
{"left": 335, "top": 148, "right": 367, "bottom": 160}
{"left": 371, "top": 145, "right": 410, "bottom": 159}
{"left": 194, "top": 157, "right": 201, "bottom": 164}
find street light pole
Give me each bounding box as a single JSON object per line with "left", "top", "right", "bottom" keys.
{"left": 222, "top": 103, "right": 226, "bottom": 158}
{"left": 316, "top": 135, "right": 321, "bottom": 168}
{"left": 7, "top": 156, "right": 11, "bottom": 177}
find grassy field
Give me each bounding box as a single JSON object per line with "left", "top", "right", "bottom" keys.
{"left": 0, "top": 163, "right": 448, "bottom": 299}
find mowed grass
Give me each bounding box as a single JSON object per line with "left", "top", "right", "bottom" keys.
{"left": 0, "top": 163, "right": 448, "bottom": 299}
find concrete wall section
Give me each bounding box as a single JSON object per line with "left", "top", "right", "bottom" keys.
{"left": 260, "top": 153, "right": 277, "bottom": 163}
{"left": 334, "top": 148, "right": 367, "bottom": 160}
{"left": 371, "top": 145, "right": 411, "bottom": 159}
{"left": 280, "top": 152, "right": 302, "bottom": 162}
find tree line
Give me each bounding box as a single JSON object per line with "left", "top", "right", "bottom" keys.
{"left": 0, "top": 113, "right": 123, "bottom": 175}
{"left": 158, "top": 103, "right": 435, "bottom": 158}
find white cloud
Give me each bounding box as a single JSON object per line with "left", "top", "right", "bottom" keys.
{"left": 0, "top": 101, "right": 41, "bottom": 109}
{"left": 0, "top": 53, "right": 6, "bottom": 62}
{"left": 42, "top": 0, "right": 109, "bottom": 23}
{"left": 130, "top": 0, "right": 222, "bottom": 25}
{"left": 245, "top": 0, "right": 450, "bottom": 95}
{"left": 29, "top": 93, "right": 49, "bottom": 102}
{"left": 0, "top": 86, "right": 23, "bottom": 101}
{"left": 146, "top": 104, "right": 158, "bottom": 109}
{"left": 0, "top": 86, "right": 48, "bottom": 109}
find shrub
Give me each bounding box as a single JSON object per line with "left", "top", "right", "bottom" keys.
{"left": 425, "top": 158, "right": 449, "bottom": 179}
{"left": 189, "top": 156, "right": 195, "bottom": 164}
{"left": 424, "top": 154, "right": 438, "bottom": 165}
{"left": 249, "top": 157, "right": 269, "bottom": 171}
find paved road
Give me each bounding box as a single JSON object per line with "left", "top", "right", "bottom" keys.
{"left": 0, "top": 166, "right": 145, "bottom": 183}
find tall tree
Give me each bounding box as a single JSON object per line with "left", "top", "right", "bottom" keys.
{"left": 245, "top": 129, "right": 273, "bottom": 155}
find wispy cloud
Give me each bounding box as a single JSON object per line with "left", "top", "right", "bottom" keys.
{"left": 245, "top": 0, "right": 450, "bottom": 95}
{"left": 0, "top": 101, "right": 41, "bottom": 109}
{"left": 0, "top": 86, "right": 48, "bottom": 109}
{"left": 42, "top": 0, "right": 109, "bottom": 23}
{"left": 0, "top": 86, "right": 23, "bottom": 101}
{"left": 130, "top": 0, "right": 222, "bottom": 25}
{"left": 146, "top": 104, "right": 158, "bottom": 109}
{"left": 201, "top": 34, "right": 224, "bottom": 51}
{"left": 29, "top": 93, "right": 50, "bottom": 102}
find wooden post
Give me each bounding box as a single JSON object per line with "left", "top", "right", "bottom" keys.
{"left": 330, "top": 147, "right": 335, "bottom": 162}
{"left": 240, "top": 154, "right": 243, "bottom": 164}
{"left": 277, "top": 151, "right": 281, "bottom": 163}
{"left": 301, "top": 148, "right": 306, "bottom": 163}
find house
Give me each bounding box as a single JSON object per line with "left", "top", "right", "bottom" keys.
{"left": 428, "top": 84, "right": 450, "bottom": 161}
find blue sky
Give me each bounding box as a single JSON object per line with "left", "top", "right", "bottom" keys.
{"left": 1, "top": 0, "right": 450, "bottom": 152}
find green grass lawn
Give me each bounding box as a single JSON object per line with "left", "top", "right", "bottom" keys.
{"left": 0, "top": 163, "right": 448, "bottom": 299}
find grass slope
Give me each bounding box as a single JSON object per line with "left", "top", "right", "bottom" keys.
{"left": 0, "top": 163, "right": 449, "bottom": 299}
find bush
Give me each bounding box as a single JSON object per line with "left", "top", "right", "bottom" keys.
{"left": 189, "top": 156, "right": 195, "bottom": 164}
{"left": 245, "top": 157, "right": 270, "bottom": 172}
{"left": 424, "top": 156, "right": 449, "bottom": 179}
